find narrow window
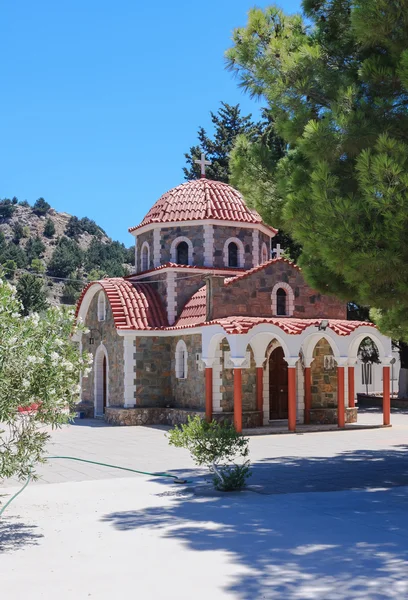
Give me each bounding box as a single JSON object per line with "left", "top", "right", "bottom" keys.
{"left": 176, "top": 340, "right": 188, "bottom": 379}
{"left": 276, "top": 288, "right": 287, "bottom": 316}
{"left": 176, "top": 241, "right": 189, "bottom": 265}
{"left": 228, "top": 242, "right": 238, "bottom": 268}
{"left": 262, "top": 243, "right": 268, "bottom": 263}
{"left": 142, "top": 245, "right": 149, "bottom": 271}
{"left": 97, "top": 291, "right": 106, "bottom": 322}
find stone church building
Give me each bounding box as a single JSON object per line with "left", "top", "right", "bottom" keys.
{"left": 75, "top": 171, "right": 393, "bottom": 431}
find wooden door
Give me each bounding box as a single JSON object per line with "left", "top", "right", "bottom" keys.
{"left": 102, "top": 355, "right": 107, "bottom": 413}
{"left": 269, "top": 347, "right": 288, "bottom": 420}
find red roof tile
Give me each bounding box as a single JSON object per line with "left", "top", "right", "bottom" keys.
{"left": 129, "top": 178, "right": 277, "bottom": 232}
{"left": 75, "top": 278, "right": 168, "bottom": 330}
{"left": 176, "top": 285, "right": 207, "bottom": 328}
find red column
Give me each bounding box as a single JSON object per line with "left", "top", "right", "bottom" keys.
{"left": 304, "top": 366, "right": 311, "bottom": 424}
{"left": 337, "top": 367, "right": 345, "bottom": 428}
{"left": 348, "top": 366, "right": 355, "bottom": 408}
{"left": 205, "top": 367, "right": 213, "bottom": 423}
{"left": 288, "top": 367, "right": 296, "bottom": 432}
{"left": 383, "top": 366, "right": 391, "bottom": 426}
{"left": 256, "top": 367, "right": 263, "bottom": 414}
{"left": 234, "top": 368, "right": 243, "bottom": 433}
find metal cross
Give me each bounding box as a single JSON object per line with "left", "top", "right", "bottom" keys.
{"left": 273, "top": 244, "right": 283, "bottom": 258}
{"left": 195, "top": 152, "right": 211, "bottom": 178}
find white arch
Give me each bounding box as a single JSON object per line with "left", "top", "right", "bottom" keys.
{"left": 347, "top": 329, "right": 388, "bottom": 362}
{"left": 140, "top": 241, "right": 150, "bottom": 272}
{"left": 271, "top": 282, "right": 295, "bottom": 317}
{"left": 301, "top": 331, "right": 341, "bottom": 364}
{"left": 94, "top": 343, "right": 109, "bottom": 416}
{"left": 223, "top": 237, "right": 245, "bottom": 268}
{"left": 170, "top": 236, "right": 193, "bottom": 265}
{"left": 175, "top": 339, "right": 188, "bottom": 379}
{"left": 261, "top": 242, "right": 268, "bottom": 264}
{"left": 97, "top": 290, "right": 106, "bottom": 322}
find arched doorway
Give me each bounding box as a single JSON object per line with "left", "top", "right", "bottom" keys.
{"left": 94, "top": 346, "right": 108, "bottom": 416}
{"left": 269, "top": 347, "right": 288, "bottom": 420}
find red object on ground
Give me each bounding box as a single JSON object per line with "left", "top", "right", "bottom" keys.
{"left": 337, "top": 367, "right": 345, "bottom": 428}
{"left": 234, "top": 369, "right": 243, "bottom": 433}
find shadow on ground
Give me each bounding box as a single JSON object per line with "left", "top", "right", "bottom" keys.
{"left": 0, "top": 519, "right": 43, "bottom": 553}
{"left": 103, "top": 446, "right": 408, "bottom": 599}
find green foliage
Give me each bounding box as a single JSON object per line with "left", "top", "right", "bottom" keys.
{"left": 3, "top": 260, "right": 17, "bottom": 280}
{"left": 12, "top": 222, "right": 24, "bottom": 244}
{"left": 32, "top": 197, "right": 50, "bottom": 216}
{"left": 26, "top": 235, "right": 46, "bottom": 262}
{"left": 85, "top": 239, "right": 127, "bottom": 277}
{"left": 65, "top": 216, "right": 82, "bottom": 239}
{"left": 22, "top": 225, "right": 31, "bottom": 238}
{"left": 1, "top": 242, "right": 28, "bottom": 268}
{"left": 19, "top": 200, "right": 30, "bottom": 207}
{"left": 184, "top": 102, "right": 260, "bottom": 183}
{"left": 16, "top": 273, "right": 48, "bottom": 316}
{"left": 43, "top": 218, "right": 55, "bottom": 238}
{"left": 48, "top": 237, "right": 82, "bottom": 278}
{"left": 226, "top": 2, "right": 408, "bottom": 339}
{"left": 168, "top": 416, "right": 251, "bottom": 491}
{"left": 0, "top": 199, "right": 17, "bottom": 218}
{"left": 31, "top": 258, "right": 46, "bottom": 274}
{"left": 0, "top": 273, "right": 91, "bottom": 480}
{"left": 87, "top": 268, "right": 105, "bottom": 282}
{"left": 61, "top": 272, "right": 83, "bottom": 305}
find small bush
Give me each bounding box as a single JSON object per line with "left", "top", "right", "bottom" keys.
{"left": 33, "top": 197, "right": 50, "bottom": 216}
{"left": 168, "top": 416, "right": 251, "bottom": 491}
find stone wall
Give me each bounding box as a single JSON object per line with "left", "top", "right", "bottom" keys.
{"left": 213, "top": 225, "right": 255, "bottom": 270}
{"left": 134, "top": 336, "right": 172, "bottom": 406}
{"left": 81, "top": 290, "right": 125, "bottom": 412}
{"left": 105, "top": 406, "right": 204, "bottom": 426}
{"left": 259, "top": 231, "right": 272, "bottom": 261}
{"left": 160, "top": 225, "right": 205, "bottom": 266}
{"left": 311, "top": 338, "right": 338, "bottom": 409}
{"left": 309, "top": 407, "right": 358, "bottom": 424}
{"left": 135, "top": 229, "right": 154, "bottom": 273}
{"left": 175, "top": 274, "right": 206, "bottom": 321}
{"left": 170, "top": 334, "right": 205, "bottom": 409}
{"left": 211, "top": 260, "right": 347, "bottom": 320}
{"left": 220, "top": 340, "right": 257, "bottom": 412}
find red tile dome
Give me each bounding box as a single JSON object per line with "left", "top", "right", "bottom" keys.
{"left": 129, "top": 178, "right": 274, "bottom": 232}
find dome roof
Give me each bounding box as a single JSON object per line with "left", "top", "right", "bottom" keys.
{"left": 129, "top": 178, "right": 273, "bottom": 232}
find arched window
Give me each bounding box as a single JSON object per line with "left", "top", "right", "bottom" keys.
{"left": 228, "top": 242, "right": 238, "bottom": 268}
{"left": 261, "top": 243, "right": 268, "bottom": 263}
{"left": 176, "top": 241, "right": 189, "bottom": 266}
{"left": 141, "top": 242, "right": 150, "bottom": 271}
{"left": 276, "top": 288, "right": 287, "bottom": 316}
{"left": 97, "top": 291, "right": 106, "bottom": 322}
{"left": 175, "top": 340, "right": 188, "bottom": 379}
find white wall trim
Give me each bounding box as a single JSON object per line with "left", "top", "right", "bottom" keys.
{"left": 252, "top": 229, "right": 259, "bottom": 267}
{"left": 130, "top": 220, "right": 277, "bottom": 239}
{"left": 203, "top": 224, "right": 214, "bottom": 266}
{"left": 170, "top": 236, "right": 193, "bottom": 265}
{"left": 167, "top": 271, "right": 177, "bottom": 325}
{"left": 153, "top": 227, "right": 161, "bottom": 267}
{"left": 97, "top": 291, "right": 106, "bottom": 322}
{"left": 94, "top": 343, "right": 109, "bottom": 417}
{"left": 175, "top": 339, "right": 188, "bottom": 379}
{"left": 223, "top": 237, "right": 245, "bottom": 268}
{"left": 212, "top": 345, "right": 223, "bottom": 412}
{"left": 140, "top": 241, "right": 150, "bottom": 272}
{"left": 271, "top": 282, "right": 295, "bottom": 317}
{"left": 123, "top": 335, "right": 136, "bottom": 407}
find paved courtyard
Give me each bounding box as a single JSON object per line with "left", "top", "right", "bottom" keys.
{"left": 2, "top": 408, "right": 408, "bottom": 599}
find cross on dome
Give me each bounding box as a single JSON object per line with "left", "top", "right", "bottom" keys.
{"left": 195, "top": 152, "right": 211, "bottom": 178}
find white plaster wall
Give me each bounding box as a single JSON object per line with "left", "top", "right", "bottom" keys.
{"left": 212, "top": 346, "right": 223, "bottom": 412}
{"left": 123, "top": 336, "right": 136, "bottom": 407}
{"left": 204, "top": 224, "right": 214, "bottom": 267}
{"left": 166, "top": 272, "right": 177, "bottom": 325}
{"left": 153, "top": 228, "right": 161, "bottom": 267}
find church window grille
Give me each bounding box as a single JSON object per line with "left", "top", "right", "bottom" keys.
{"left": 97, "top": 291, "right": 106, "bottom": 322}
{"left": 228, "top": 242, "right": 238, "bottom": 268}
{"left": 176, "top": 241, "right": 189, "bottom": 266}
{"left": 276, "top": 288, "right": 287, "bottom": 316}
{"left": 175, "top": 340, "right": 188, "bottom": 379}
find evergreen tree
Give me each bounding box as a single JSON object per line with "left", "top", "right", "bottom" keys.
{"left": 26, "top": 236, "right": 46, "bottom": 262}
{"left": 48, "top": 237, "right": 82, "bottom": 278}
{"left": 183, "top": 102, "right": 260, "bottom": 182}
{"left": 43, "top": 218, "right": 55, "bottom": 238}
{"left": 33, "top": 197, "right": 51, "bottom": 216}
{"left": 3, "top": 260, "right": 17, "bottom": 280}
{"left": 0, "top": 199, "right": 17, "bottom": 218}
{"left": 226, "top": 2, "right": 408, "bottom": 339}
{"left": 31, "top": 258, "right": 46, "bottom": 274}
{"left": 16, "top": 273, "right": 48, "bottom": 316}
{"left": 65, "top": 216, "right": 82, "bottom": 239}
{"left": 12, "top": 222, "right": 24, "bottom": 244}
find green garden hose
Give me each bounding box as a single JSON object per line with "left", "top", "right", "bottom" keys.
{"left": 0, "top": 455, "right": 188, "bottom": 517}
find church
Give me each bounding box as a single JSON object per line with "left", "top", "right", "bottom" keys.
{"left": 75, "top": 157, "right": 393, "bottom": 432}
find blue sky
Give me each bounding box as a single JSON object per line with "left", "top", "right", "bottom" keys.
{"left": 1, "top": 0, "right": 302, "bottom": 245}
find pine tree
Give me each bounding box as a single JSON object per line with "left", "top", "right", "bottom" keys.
{"left": 48, "top": 237, "right": 82, "bottom": 278}
{"left": 43, "top": 218, "right": 55, "bottom": 238}
{"left": 16, "top": 273, "right": 48, "bottom": 316}
{"left": 33, "top": 197, "right": 51, "bottom": 216}
{"left": 183, "top": 102, "right": 260, "bottom": 183}
{"left": 226, "top": 2, "right": 408, "bottom": 339}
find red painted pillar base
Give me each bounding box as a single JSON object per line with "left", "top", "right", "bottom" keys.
{"left": 205, "top": 368, "right": 213, "bottom": 423}
{"left": 288, "top": 367, "right": 296, "bottom": 432}
{"left": 348, "top": 366, "right": 355, "bottom": 408}
{"left": 383, "top": 366, "right": 391, "bottom": 426}
{"left": 304, "top": 366, "right": 311, "bottom": 425}
{"left": 234, "top": 368, "right": 242, "bottom": 433}
{"left": 256, "top": 367, "right": 263, "bottom": 414}
{"left": 337, "top": 366, "right": 345, "bottom": 428}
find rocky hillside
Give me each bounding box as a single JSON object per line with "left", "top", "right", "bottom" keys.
{"left": 0, "top": 197, "right": 134, "bottom": 305}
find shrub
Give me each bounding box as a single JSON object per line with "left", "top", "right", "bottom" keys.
{"left": 3, "top": 259, "right": 17, "bottom": 280}
{"left": 22, "top": 225, "right": 31, "bottom": 238}
{"left": 12, "top": 222, "right": 24, "bottom": 244}
{"left": 0, "top": 199, "right": 17, "bottom": 218}
{"left": 26, "top": 236, "right": 46, "bottom": 261}
{"left": 168, "top": 416, "right": 251, "bottom": 491}
{"left": 16, "top": 273, "right": 48, "bottom": 316}
{"left": 31, "top": 258, "right": 46, "bottom": 274}
{"left": 65, "top": 216, "right": 82, "bottom": 239}
{"left": 43, "top": 218, "right": 55, "bottom": 238}
{"left": 19, "top": 200, "right": 30, "bottom": 208}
